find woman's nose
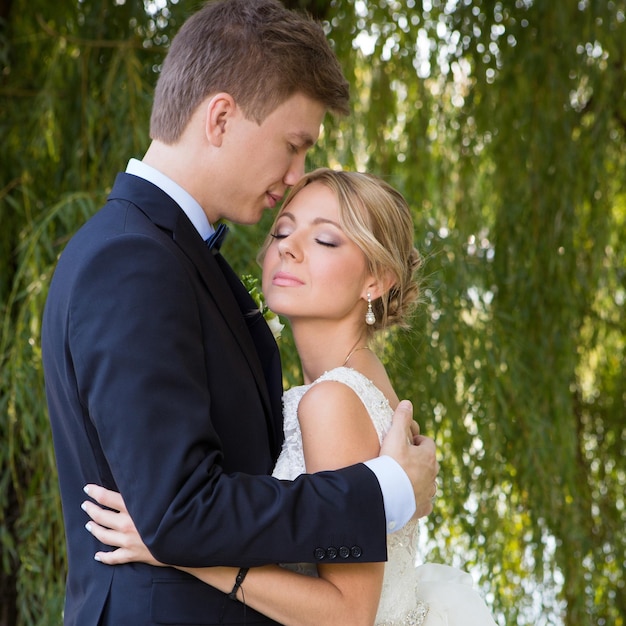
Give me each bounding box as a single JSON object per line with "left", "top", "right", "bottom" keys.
{"left": 277, "top": 235, "right": 300, "bottom": 260}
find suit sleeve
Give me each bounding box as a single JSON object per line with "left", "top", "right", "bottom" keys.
{"left": 70, "top": 233, "right": 388, "bottom": 568}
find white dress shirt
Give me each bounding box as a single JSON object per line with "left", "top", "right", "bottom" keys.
{"left": 126, "top": 158, "right": 215, "bottom": 240}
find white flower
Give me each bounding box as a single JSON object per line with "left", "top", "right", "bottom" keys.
{"left": 265, "top": 313, "right": 285, "bottom": 340}
{"left": 241, "top": 274, "right": 284, "bottom": 340}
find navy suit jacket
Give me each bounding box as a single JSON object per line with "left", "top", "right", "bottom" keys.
{"left": 42, "top": 173, "right": 387, "bottom": 625}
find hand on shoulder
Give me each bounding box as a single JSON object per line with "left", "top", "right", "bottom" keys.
{"left": 380, "top": 400, "right": 439, "bottom": 519}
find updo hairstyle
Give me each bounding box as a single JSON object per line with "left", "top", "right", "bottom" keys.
{"left": 260, "top": 168, "right": 421, "bottom": 333}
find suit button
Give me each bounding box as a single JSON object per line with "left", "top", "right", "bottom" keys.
{"left": 314, "top": 547, "right": 326, "bottom": 561}
{"left": 351, "top": 545, "right": 363, "bottom": 558}
{"left": 326, "top": 546, "right": 338, "bottom": 559}
{"left": 339, "top": 546, "right": 350, "bottom": 559}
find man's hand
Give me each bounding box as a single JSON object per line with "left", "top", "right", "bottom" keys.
{"left": 380, "top": 400, "right": 439, "bottom": 519}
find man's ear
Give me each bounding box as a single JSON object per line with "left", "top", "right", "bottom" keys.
{"left": 204, "top": 92, "right": 237, "bottom": 147}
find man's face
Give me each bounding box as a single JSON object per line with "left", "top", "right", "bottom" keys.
{"left": 211, "top": 93, "right": 326, "bottom": 225}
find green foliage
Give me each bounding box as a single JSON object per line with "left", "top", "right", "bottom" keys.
{"left": 1, "top": 1, "right": 624, "bottom": 625}
{"left": 0, "top": 1, "right": 188, "bottom": 622}
{"left": 323, "top": 2, "right": 625, "bottom": 624}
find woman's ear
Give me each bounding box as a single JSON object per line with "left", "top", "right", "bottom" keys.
{"left": 204, "top": 92, "right": 236, "bottom": 147}
{"left": 362, "top": 272, "right": 395, "bottom": 302}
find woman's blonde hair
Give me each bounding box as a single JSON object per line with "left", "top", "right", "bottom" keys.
{"left": 260, "top": 168, "right": 421, "bottom": 332}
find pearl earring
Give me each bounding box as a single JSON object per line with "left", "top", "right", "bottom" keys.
{"left": 365, "top": 293, "right": 376, "bottom": 325}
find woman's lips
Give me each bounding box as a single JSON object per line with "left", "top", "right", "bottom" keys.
{"left": 272, "top": 271, "right": 304, "bottom": 287}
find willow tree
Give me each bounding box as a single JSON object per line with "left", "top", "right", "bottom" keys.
{"left": 0, "top": 2, "right": 183, "bottom": 623}
{"left": 1, "top": 1, "right": 624, "bottom": 625}
{"left": 322, "top": 2, "right": 625, "bottom": 625}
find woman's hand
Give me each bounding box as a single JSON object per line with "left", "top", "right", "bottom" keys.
{"left": 82, "top": 484, "right": 166, "bottom": 567}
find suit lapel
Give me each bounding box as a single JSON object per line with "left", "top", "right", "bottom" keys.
{"left": 212, "top": 252, "right": 284, "bottom": 452}
{"left": 107, "top": 173, "right": 283, "bottom": 455}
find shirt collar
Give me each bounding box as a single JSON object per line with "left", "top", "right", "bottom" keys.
{"left": 125, "top": 158, "right": 213, "bottom": 240}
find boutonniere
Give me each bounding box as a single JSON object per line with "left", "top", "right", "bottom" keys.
{"left": 241, "top": 274, "right": 285, "bottom": 340}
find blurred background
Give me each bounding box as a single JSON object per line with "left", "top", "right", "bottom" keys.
{"left": 0, "top": 1, "right": 624, "bottom": 624}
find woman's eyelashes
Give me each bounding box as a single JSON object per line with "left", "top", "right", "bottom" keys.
{"left": 270, "top": 231, "right": 288, "bottom": 240}
{"left": 270, "top": 216, "right": 343, "bottom": 248}
{"left": 314, "top": 238, "right": 338, "bottom": 248}
{"left": 270, "top": 230, "right": 339, "bottom": 248}
{"left": 270, "top": 218, "right": 292, "bottom": 240}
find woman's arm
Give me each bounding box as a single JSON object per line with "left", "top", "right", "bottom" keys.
{"left": 84, "top": 381, "right": 384, "bottom": 626}
{"left": 86, "top": 491, "right": 381, "bottom": 626}
{"left": 177, "top": 560, "right": 383, "bottom": 626}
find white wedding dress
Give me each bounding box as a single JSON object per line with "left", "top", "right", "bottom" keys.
{"left": 272, "top": 367, "right": 498, "bottom": 626}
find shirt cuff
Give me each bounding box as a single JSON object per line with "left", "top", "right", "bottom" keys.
{"left": 364, "top": 455, "right": 416, "bottom": 533}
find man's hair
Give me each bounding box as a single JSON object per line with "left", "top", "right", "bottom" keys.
{"left": 150, "top": 0, "right": 350, "bottom": 143}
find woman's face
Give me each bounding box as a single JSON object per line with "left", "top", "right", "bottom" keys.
{"left": 262, "top": 181, "right": 373, "bottom": 324}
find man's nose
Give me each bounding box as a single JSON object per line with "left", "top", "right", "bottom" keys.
{"left": 283, "top": 153, "right": 306, "bottom": 186}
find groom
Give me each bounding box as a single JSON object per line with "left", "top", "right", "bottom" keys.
{"left": 42, "top": 1, "right": 438, "bottom": 625}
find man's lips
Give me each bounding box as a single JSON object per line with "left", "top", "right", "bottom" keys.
{"left": 266, "top": 192, "right": 283, "bottom": 208}
{"left": 272, "top": 271, "right": 304, "bottom": 287}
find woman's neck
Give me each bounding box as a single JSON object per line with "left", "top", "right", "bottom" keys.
{"left": 290, "top": 320, "right": 367, "bottom": 385}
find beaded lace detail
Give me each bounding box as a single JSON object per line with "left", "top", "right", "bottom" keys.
{"left": 377, "top": 603, "right": 429, "bottom": 626}
{"left": 272, "top": 367, "right": 429, "bottom": 626}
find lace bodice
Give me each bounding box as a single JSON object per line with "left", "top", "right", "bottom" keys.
{"left": 272, "top": 367, "right": 393, "bottom": 479}
{"left": 272, "top": 367, "right": 428, "bottom": 625}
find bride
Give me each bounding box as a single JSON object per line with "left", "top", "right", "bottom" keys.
{"left": 82, "top": 168, "right": 498, "bottom": 625}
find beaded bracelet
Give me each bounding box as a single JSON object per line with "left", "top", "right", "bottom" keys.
{"left": 228, "top": 567, "right": 249, "bottom": 601}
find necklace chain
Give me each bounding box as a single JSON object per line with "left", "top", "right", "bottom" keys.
{"left": 343, "top": 346, "right": 371, "bottom": 367}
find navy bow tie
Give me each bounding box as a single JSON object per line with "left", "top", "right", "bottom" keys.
{"left": 205, "top": 223, "right": 229, "bottom": 252}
